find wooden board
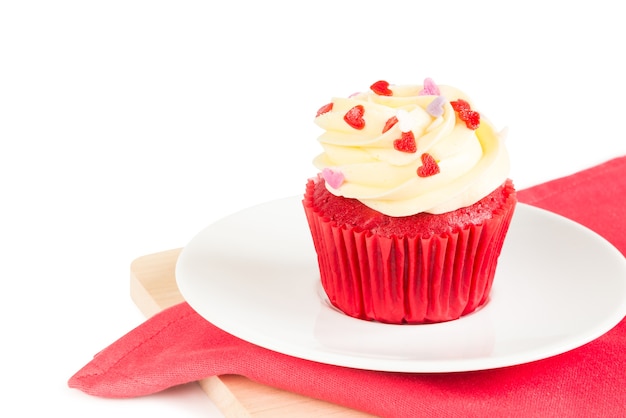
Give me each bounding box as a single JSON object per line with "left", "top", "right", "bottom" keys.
{"left": 130, "top": 248, "right": 375, "bottom": 418}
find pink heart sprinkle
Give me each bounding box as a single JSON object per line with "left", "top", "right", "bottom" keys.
{"left": 418, "top": 78, "right": 440, "bottom": 96}
{"left": 426, "top": 96, "right": 445, "bottom": 117}
{"left": 322, "top": 168, "right": 345, "bottom": 189}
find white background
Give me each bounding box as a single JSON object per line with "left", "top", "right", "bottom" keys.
{"left": 1, "top": 1, "right": 625, "bottom": 416}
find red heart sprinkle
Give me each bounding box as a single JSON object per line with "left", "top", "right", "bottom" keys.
{"left": 382, "top": 116, "right": 398, "bottom": 133}
{"left": 344, "top": 105, "right": 365, "bottom": 130}
{"left": 393, "top": 131, "right": 417, "bottom": 153}
{"left": 316, "top": 102, "right": 333, "bottom": 117}
{"left": 370, "top": 80, "right": 393, "bottom": 96}
{"left": 450, "top": 99, "right": 480, "bottom": 130}
{"left": 464, "top": 110, "right": 480, "bottom": 129}
{"left": 417, "top": 153, "right": 440, "bottom": 177}
{"left": 450, "top": 99, "right": 470, "bottom": 113}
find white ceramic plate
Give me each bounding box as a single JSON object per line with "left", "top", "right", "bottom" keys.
{"left": 176, "top": 198, "right": 626, "bottom": 373}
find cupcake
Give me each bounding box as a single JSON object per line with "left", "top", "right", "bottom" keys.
{"left": 302, "top": 78, "right": 516, "bottom": 324}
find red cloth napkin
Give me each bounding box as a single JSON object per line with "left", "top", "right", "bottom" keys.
{"left": 69, "top": 156, "right": 626, "bottom": 417}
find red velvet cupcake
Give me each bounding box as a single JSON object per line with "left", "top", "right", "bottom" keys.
{"left": 303, "top": 78, "right": 517, "bottom": 324}
{"left": 304, "top": 176, "right": 516, "bottom": 324}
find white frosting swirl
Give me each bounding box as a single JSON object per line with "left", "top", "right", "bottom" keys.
{"left": 313, "top": 81, "right": 510, "bottom": 216}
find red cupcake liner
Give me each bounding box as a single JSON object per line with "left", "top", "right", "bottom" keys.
{"left": 303, "top": 179, "right": 517, "bottom": 324}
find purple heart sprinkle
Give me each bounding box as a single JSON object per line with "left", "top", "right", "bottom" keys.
{"left": 426, "top": 96, "right": 446, "bottom": 117}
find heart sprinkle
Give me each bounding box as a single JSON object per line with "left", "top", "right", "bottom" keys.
{"left": 393, "top": 131, "right": 417, "bottom": 153}
{"left": 370, "top": 80, "right": 393, "bottom": 96}
{"left": 450, "top": 99, "right": 480, "bottom": 130}
{"left": 344, "top": 105, "right": 366, "bottom": 130}
{"left": 418, "top": 78, "right": 440, "bottom": 96}
{"left": 426, "top": 96, "right": 445, "bottom": 117}
{"left": 417, "top": 153, "right": 440, "bottom": 177}
{"left": 322, "top": 168, "right": 345, "bottom": 189}
{"left": 382, "top": 116, "right": 398, "bottom": 133}
{"left": 316, "top": 102, "right": 333, "bottom": 117}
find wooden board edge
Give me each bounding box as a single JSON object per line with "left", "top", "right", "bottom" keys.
{"left": 130, "top": 249, "right": 375, "bottom": 418}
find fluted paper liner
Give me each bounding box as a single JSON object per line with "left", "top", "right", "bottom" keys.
{"left": 303, "top": 180, "right": 516, "bottom": 324}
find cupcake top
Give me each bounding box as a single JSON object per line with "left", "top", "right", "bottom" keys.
{"left": 313, "top": 78, "right": 510, "bottom": 216}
